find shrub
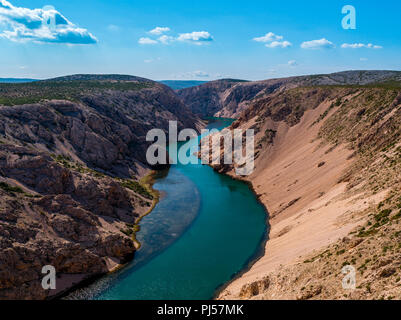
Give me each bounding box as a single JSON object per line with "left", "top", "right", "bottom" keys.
{"left": 0, "top": 182, "right": 24, "bottom": 194}
{"left": 120, "top": 179, "right": 153, "bottom": 200}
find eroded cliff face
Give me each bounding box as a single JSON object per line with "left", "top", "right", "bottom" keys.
{"left": 0, "top": 75, "right": 202, "bottom": 299}
{"left": 205, "top": 83, "right": 401, "bottom": 300}
{"left": 177, "top": 78, "right": 289, "bottom": 119}
{"left": 0, "top": 145, "right": 138, "bottom": 299}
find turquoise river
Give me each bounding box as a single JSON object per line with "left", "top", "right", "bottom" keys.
{"left": 67, "top": 118, "right": 268, "bottom": 300}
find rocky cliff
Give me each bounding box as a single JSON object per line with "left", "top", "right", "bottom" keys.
{"left": 198, "top": 72, "right": 401, "bottom": 300}
{"left": 0, "top": 75, "right": 202, "bottom": 299}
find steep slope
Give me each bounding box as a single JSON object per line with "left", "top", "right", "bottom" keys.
{"left": 177, "top": 79, "right": 252, "bottom": 118}
{"left": 178, "top": 71, "right": 401, "bottom": 119}
{"left": 0, "top": 75, "right": 203, "bottom": 299}
{"left": 206, "top": 82, "right": 401, "bottom": 300}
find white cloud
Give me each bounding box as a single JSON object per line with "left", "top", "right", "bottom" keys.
{"left": 253, "top": 32, "right": 283, "bottom": 43}
{"left": 301, "top": 38, "right": 335, "bottom": 49}
{"left": 360, "top": 57, "right": 368, "bottom": 61}
{"left": 0, "top": 0, "right": 97, "bottom": 44}
{"left": 265, "top": 40, "right": 292, "bottom": 48}
{"left": 138, "top": 30, "right": 213, "bottom": 46}
{"left": 341, "top": 43, "right": 382, "bottom": 49}
{"left": 138, "top": 37, "right": 158, "bottom": 45}
{"left": 149, "top": 27, "right": 170, "bottom": 35}
{"left": 158, "top": 34, "right": 174, "bottom": 44}
{"left": 288, "top": 60, "right": 297, "bottom": 66}
{"left": 176, "top": 31, "right": 213, "bottom": 45}
{"left": 253, "top": 32, "right": 291, "bottom": 48}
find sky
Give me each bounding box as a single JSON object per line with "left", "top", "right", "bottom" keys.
{"left": 0, "top": 0, "right": 400, "bottom": 81}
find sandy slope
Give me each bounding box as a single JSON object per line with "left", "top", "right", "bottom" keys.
{"left": 217, "top": 100, "right": 387, "bottom": 299}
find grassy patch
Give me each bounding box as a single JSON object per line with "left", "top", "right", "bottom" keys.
{"left": 120, "top": 179, "right": 154, "bottom": 200}
{"left": 373, "top": 209, "right": 392, "bottom": 227}
{"left": 51, "top": 154, "right": 106, "bottom": 177}
{"left": 0, "top": 182, "right": 24, "bottom": 194}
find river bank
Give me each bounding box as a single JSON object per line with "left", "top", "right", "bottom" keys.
{"left": 131, "top": 168, "right": 170, "bottom": 249}
{"left": 62, "top": 118, "right": 267, "bottom": 300}
{"left": 48, "top": 169, "right": 165, "bottom": 300}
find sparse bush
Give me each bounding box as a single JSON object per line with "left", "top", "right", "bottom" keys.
{"left": 120, "top": 179, "right": 154, "bottom": 200}
{"left": 0, "top": 182, "right": 24, "bottom": 194}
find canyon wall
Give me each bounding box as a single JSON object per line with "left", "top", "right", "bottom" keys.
{"left": 198, "top": 74, "right": 401, "bottom": 300}
{"left": 0, "top": 75, "right": 202, "bottom": 299}
{"left": 1, "top": 70, "right": 400, "bottom": 300}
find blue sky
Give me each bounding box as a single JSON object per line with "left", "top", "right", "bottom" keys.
{"left": 0, "top": 0, "right": 400, "bottom": 80}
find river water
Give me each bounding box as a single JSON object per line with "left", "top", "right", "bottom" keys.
{"left": 68, "top": 118, "right": 267, "bottom": 300}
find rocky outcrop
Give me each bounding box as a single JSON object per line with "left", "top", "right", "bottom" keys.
{"left": 0, "top": 75, "right": 202, "bottom": 299}
{"left": 0, "top": 78, "right": 202, "bottom": 176}
{"left": 0, "top": 145, "right": 139, "bottom": 299}
{"left": 177, "top": 79, "right": 280, "bottom": 118}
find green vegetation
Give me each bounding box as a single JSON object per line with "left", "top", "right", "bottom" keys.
{"left": 52, "top": 154, "right": 73, "bottom": 167}
{"left": 336, "top": 249, "right": 346, "bottom": 255}
{"left": 311, "top": 102, "right": 336, "bottom": 126}
{"left": 120, "top": 224, "right": 135, "bottom": 237}
{"left": 392, "top": 210, "right": 401, "bottom": 221}
{"left": 51, "top": 153, "right": 157, "bottom": 201}
{"left": 312, "top": 80, "right": 401, "bottom": 90}
{"left": 0, "top": 182, "right": 24, "bottom": 194}
{"left": 128, "top": 171, "right": 162, "bottom": 248}
{"left": 374, "top": 209, "right": 392, "bottom": 225}
{"left": 318, "top": 87, "right": 400, "bottom": 196}
{"left": 219, "top": 78, "right": 249, "bottom": 83}
{"left": 0, "top": 80, "right": 153, "bottom": 106}
{"left": 51, "top": 154, "right": 106, "bottom": 178}
{"left": 120, "top": 179, "right": 154, "bottom": 200}
{"left": 357, "top": 226, "right": 379, "bottom": 238}
{"left": 334, "top": 98, "right": 342, "bottom": 106}
{"left": 358, "top": 259, "right": 371, "bottom": 272}
{"left": 357, "top": 207, "right": 400, "bottom": 238}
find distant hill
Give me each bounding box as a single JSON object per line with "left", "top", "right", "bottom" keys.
{"left": 159, "top": 80, "right": 208, "bottom": 90}
{"left": 48, "top": 74, "right": 150, "bottom": 82}
{"left": 177, "top": 70, "right": 401, "bottom": 118}
{"left": 0, "top": 78, "right": 212, "bottom": 89}
{"left": 0, "top": 78, "right": 37, "bottom": 83}
{"left": 0, "top": 75, "right": 156, "bottom": 106}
